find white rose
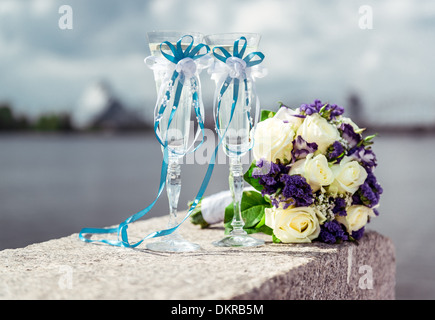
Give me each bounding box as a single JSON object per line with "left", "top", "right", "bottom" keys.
{"left": 273, "top": 107, "right": 304, "bottom": 131}
{"left": 265, "top": 206, "right": 322, "bottom": 243}
{"left": 336, "top": 205, "right": 376, "bottom": 233}
{"left": 296, "top": 113, "right": 340, "bottom": 154}
{"left": 289, "top": 153, "right": 334, "bottom": 192}
{"left": 252, "top": 117, "right": 295, "bottom": 163}
{"left": 329, "top": 156, "right": 368, "bottom": 194}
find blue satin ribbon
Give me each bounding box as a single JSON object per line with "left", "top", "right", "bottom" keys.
{"left": 212, "top": 36, "right": 265, "bottom": 155}
{"left": 79, "top": 36, "right": 212, "bottom": 248}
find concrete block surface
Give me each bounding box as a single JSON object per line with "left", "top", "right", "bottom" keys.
{"left": 0, "top": 215, "right": 395, "bottom": 300}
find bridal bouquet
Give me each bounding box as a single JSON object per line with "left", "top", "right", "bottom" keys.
{"left": 191, "top": 99, "right": 383, "bottom": 244}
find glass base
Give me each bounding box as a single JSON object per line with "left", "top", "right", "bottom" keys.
{"left": 212, "top": 233, "right": 264, "bottom": 247}
{"left": 146, "top": 234, "right": 201, "bottom": 253}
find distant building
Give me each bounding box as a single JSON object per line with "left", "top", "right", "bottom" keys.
{"left": 72, "top": 81, "right": 148, "bottom": 131}
{"left": 347, "top": 93, "right": 364, "bottom": 123}
{"left": 91, "top": 95, "right": 146, "bottom": 131}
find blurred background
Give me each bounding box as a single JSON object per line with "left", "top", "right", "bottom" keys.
{"left": 1, "top": 0, "right": 434, "bottom": 300}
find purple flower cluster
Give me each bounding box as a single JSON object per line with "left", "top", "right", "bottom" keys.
{"left": 280, "top": 174, "right": 314, "bottom": 208}
{"left": 252, "top": 159, "right": 313, "bottom": 209}
{"left": 339, "top": 122, "right": 382, "bottom": 212}
{"left": 326, "top": 141, "right": 345, "bottom": 163}
{"left": 319, "top": 220, "right": 365, "bottom": 244}
{"left": 292, "top": 136, "right": 318, "bottom": 161}
{"left": 252, "top": 160, "right": 288, "bottom": 197}
{"left": 299, "top": 100, "right": 323, "bottom": 115}
{"left": 332, "top": 197, "right": 347, "bottom": 216}
{"left": 340, "top": 123, "right": 361, "bottom": 148}
{"left": 299, "top": 99, "right": 344, "bottom": 120}
{"left": 319, "top": 220, "right": 349, "bottom": 244}
{"left": 340, "top": 123, "right": 377, "bottom": 170}
{"left": 348, "top": 146, "right": 377, "bottom": 171}
{"left": 352, "top": 171, "right": 383, "bottom": 210}
{"left": 351, "top": 227, "right": 365, "bottom": 241}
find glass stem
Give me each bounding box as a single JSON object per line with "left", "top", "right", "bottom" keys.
{"left": 167, "top": 156, "right": 181, "bottom": 237}
{"left": 229, "top": 155, "right": 247, "bottom": 236}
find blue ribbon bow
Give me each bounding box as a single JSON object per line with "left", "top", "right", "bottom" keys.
{"left": 211, "top": 36, "right": 265, "bottom": 155}
{"left": 212, "top": 36, "right": 265, "bottom": 67}
{"left": 154, "top": 35, "right": 209, "bottom": 153}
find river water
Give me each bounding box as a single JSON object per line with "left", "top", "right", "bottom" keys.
{"left": 1, "top": 132, "right": 434, "bottom": 299}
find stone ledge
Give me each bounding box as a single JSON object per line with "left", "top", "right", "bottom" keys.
{"left": 0, "top": 215, "right": 395, "bottom": 300}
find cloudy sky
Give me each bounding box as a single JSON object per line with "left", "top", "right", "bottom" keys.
{"left": 1, "top": 0, "right": 434, "bottom": 125}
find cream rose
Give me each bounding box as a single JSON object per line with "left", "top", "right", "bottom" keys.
{"left": 336, "top": 205, "right": 375, "bottom": 233}
{"left": 265, "top": 206, "right": 322, "bottom": 243}
{"left": 252, "top": 117, "right": 295, "bottom": 163}
{"left": 329, "top": 156, "right": 368, "bottom": 194}
{"left": 273, "top": 107, "right": 304, "bottom": 131}
{"left": 296, "top": 113, "right": 340, "bottom": 154}
{"left": 289, "top": 153, "right": 334, "bottom": 192}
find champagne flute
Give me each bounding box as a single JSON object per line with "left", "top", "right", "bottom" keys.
{"left": 145, "top": 31, "right": 205, "bottom": 252}
{"left": 205, "top": 33, "right": 265, "bottom": 247}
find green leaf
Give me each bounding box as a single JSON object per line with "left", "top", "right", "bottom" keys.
{"left": 240, "top": 190, "right": 270, "bottom": 210}
{"left": 319, "top": 104, "right": 327, "bottom": 114}
{"left": 224, "top": 190, "right": 272, "bottom": 235}
{"left": 242, "top": 205, "right": 266, "bottom": 229}
{"left": 357, "top": 133, "right": 378, "bottom": 147}
{"left": 255, "top": 210, "right": 266, "bottom": 229}
{"left": 272, "top": 234, "right": 281, "bottom": 243}
{"left": 189, "top": 199, "right": 211, "bottom": 229}
{"left": 255, "top": 214, "right": 273, "bottom": 235}
{"left": 243, "top": 161, "right": 264, "bottom": 192}
{"left": 255, "top": 224, "right": 273, "bottom": 235}
{"left": 348, "top": 236, "right": 360, "bottom": 246}
{"left": 260, "top": 109, "right": 276, "bottom": 122}
{"left": 190, "top": 211, "right": 210, "bottom": 229}
{"left": 263, "top": 194, "right": 272, "bottom": 205}
{"left": 364, "top": 133, "right": 378, "bottom": 141}
{"left": 362, "top": 133, "right": 378, "bottom": 146}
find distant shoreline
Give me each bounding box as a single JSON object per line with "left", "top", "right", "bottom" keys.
{"left": 1, "top": 122, "right": 435, "bottom": 137}
{"left": 361, "top": 123, "right": 435, "bottom": 136}
{"left": 0, "top": 120, "right": 435, "bottom": 137}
